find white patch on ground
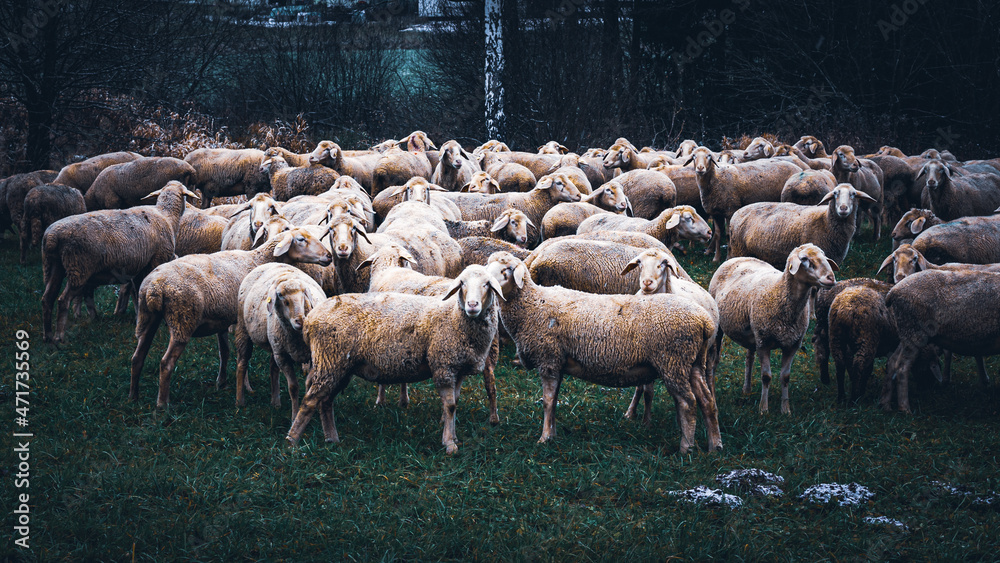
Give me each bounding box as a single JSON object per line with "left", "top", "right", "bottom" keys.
{"left": 799, "top": 482, "right": 874, "bottom": 506}
{"left": 863, "top": 515, "right": 909, "bottom": 531}
{"left": 972, "top": 494, "right": 999, "bottom": 507}
{"left": 666, "top": 486, "right": 743, "bottom": 509}
{"left": 716, "top": 469, "right": 785, "bottom": 497}
{"left": 930, "top": 480, "right": 973, "bottom": 496}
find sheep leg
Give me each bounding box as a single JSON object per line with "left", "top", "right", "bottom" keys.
{"left": 884, "top": 345, "right": 914, "bottom": 413}
{"left": 660, "top": 370, "right": 698, "bottom": 454}
{"left": 942, "top": 351, "right": 953, "bottom": 384}
{"left": 711, "top": 215, "right": 726, "bottom": 262}
{"left": 376, "top": 385, "right": 387, "bottom": 406}
{"left": 398, "top": 383, "right": 409, "bottom": 408}
{"left": 537, "top": 371, "right": 563, "bottom": 443}
{"left": 641, "top": 383, "right": 654, "bottom": 427}
{"left": 814, "top": 329, "right": 831, "bottom": 385}
{"left": 850, "top": 353, "right": 875, "bottom": 404}
{"left": 624, "top": 387, "right": 643, "bottom": 420}
{"left": 975, "top": 356, "right": 990, "bottom": 387}
{"left": 156, "top": 335, "right": 190, "bottom": 408}
{"left": 114, "top": 282, "right": 132, "bottom": 316}
{"left": 84, "top": 290, "right": 97, "bottom": 321}
{"left": 287, "top": 377, "right": 329, "bottom": 445}
{"left": 436, "top": 376, "right": 461, "bottom": 454}
{"left": 834, "top": 358, "right": 847, "bottom": 404}
{"left": 690, "top": 365, "right": 722, "bottom": 451}
{"left": 881, "top": 348, "right": 901, "bottom": 411}
{"left": 484, "top": 334, "right": 500, "bottom": 425}
{"left": 777, "top": 348, "right": 796, "bottom": 415}
{"left": 129, "top": 313, "right": 163, "bottom": 402}
{"left": 42, "top": 260, "right": 66, "bottom": 342}
{"left": 742, "top": 347, "right": 756, "bottom": 395}
{"left": 54, "top": 279, "right": 83, "bottom": 343}
{"left": 757, "top": 349, "right": 772, "bottom": 414}
{"left": 215, "top": 332, "right": 230, "bottom": 391}
{"left": 233, "top": 324, "right": 253, "bottom": 407}
{"left": 270, "top": 356, "right": 283, "bottom": 409}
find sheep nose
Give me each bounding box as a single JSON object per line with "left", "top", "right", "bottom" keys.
{"left": 291, "top": 319, "right": 304, "bottom": 330}
{"left": 642, "top": 279, "right": 654, "bottom": 287}
{"left": 465, "top": 301, "right": 482, "bottom": 316}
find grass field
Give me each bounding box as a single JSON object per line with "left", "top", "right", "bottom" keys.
{"left": 1, "top": 225, "right": 998, "bottom": 561}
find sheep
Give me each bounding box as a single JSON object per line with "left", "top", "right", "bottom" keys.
{"left": 540, "top": 182, "right": 631, "bottom": 239}
{"left": 775, "top": 144, "right": 833, "bottom": 171}
{"left": 578, "top": 148, "right": 616, "bottom": 188}
{"left": 476, "top": 139, "right": 510, "bottom": 153}
{"left": 478, "top": 150, "right": 536, "bottom": 193}
{"left": 647, "top": 163, "right": 705, "bottom": 212}
{"left": 793, "top": 136, "right": 829, "bottom": 159}
{"left": 260, "top": 155, "right": 340, "bottom": 201}
{"left": 728, "top": 184, "right": 876, "bottom": 269}
{"left": 604, "top": 169, "right": 677, "bottom": 220}
{"left": 437, "top": 173, "right": 583, "bottom": 246}
{"left": 321, "top": 212, "right": 392, "bottom": 295}
{"left": 884, "top": 271, "right": 1000, "bottom": 413}
{"left": 308, "top": 141, "right": 379, "bottom": 193}
{"left": 619, "top": 248, "right": 721, "bottom": 425}
{"left": 866, "top": 153, "right": 919, "bottom": 223}
{"left": 676, "top": 140, "right": 699, "bottom": 158}
{"left": 890, "top": 209, "right": 942, "bottom": 249}
{"left": 234, "top": 263, "right": 327, "bottom": 419}
{"left": 19, "top": 183, "right": 86, "bottom": 264}
{"left": 129, "top": 225, "right": 333, "bottom": 407}
{"left": 84, "top": 157, "right": 196, "bottom": 211}
{"left": 577, "top": 204, "right": 712, "bottom": 249}
{"left": 496, "top": 151, "right": 566, "bottom": 180}
{"left": 685, "top": 146, "right": 801, "bottom": 261}
{"left": 175, "top": 204, "right": 229, "bottom": 256}
{"left": 371, "top": 144, "right": 434, "bottom": 197}
{"left": 813, "top": 278, "right": 892, "bottom": 387}
{"left": 41, "top": 181, "right": 199, "bottom": 343}
{"left": 916, "top": 159, "right": 1000, "bottom": 220}
{"left": 183, "top": 148, "right": 271, "bottom": 207}
{"left": 429, "top": 140, "right": 479, "bottom": 192}
{"left": 371, "top": 177, "right": 462, "bottom": 224}
{"left": 2, "top": 170, "right": 59, "bottom": 235}
{"left": 602, "top": 139, "right": 662, "bottom": 172}
{"left": 457, "top": 236, "right": 532, "bottom": 268}
{"left": 262, "top": 141, "right": 337, "bottom": 168}
{"left": 220, "top": 193, "right": 284, "bottom": 251}
{"left": 484, "top": 252, "right": 721, "bottom": 454}
{"left": 741, "top": 137, "right": 776, "bottom": 161}
{"left": 53, "top": 151, "right": 141, "bottom": 193}
{"left": 459, "top": 171, "right": 502, "bottom": 194}
{"left": 538, "top": 141, "right": 569, "bottom": 154}
{"left": 545, "top": 153, "right": 591, "bottom": 195}
{"left": 709, "top": 243, "right": 838, "bottom": 413}
{"left": 780, "top": 169, "right": 837, "bottom": 205}
{"left": 279, "top": 180, "right": 375, "bottom": 230}
{"left": 528, "top": 230, "right": 690, "bottom": 274}
{"left": 909, "top": 213, "right": 1000, "bottom": 265}
{"left": 830, "top": 145, "right": 885, "bottom": 239}
{"left": 445, "top": 208, "right": 533, "bottom": 247}
{"left": 874, "top": 146, "right": 906, "bottom": 158}
{"left": 286, "top": 264, "right": 503, "bottom": 453}
{"left": 377, "top": 193, "right": 463, "bottom": 278}
{"left": 526, "top": 238, "right": 690, "bottom": 295}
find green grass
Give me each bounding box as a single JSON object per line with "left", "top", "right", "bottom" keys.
{"left": 1, "top": 225, "right": 999, "bottom": 561}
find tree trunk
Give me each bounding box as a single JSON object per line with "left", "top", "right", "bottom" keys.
{"left": 484, "top": 0, "right": 505, "bottom": 141}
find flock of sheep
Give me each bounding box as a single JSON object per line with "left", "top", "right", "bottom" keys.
{"left": 2, "top": 130, "right": 999, "bottom": 454}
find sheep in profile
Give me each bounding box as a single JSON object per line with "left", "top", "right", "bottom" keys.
{"left": 830, "top": 145, "right": 885, "bottom": 239}
{"left": 478, "top": 150, "right": 536, "bottom": 193}
{"left": 130, "top": 226, "right": 333, "bottom": 408}
{"left": 909, "top": 213, "right": 1000, "bottom": 265}
{"left": 603, "top": 169, "right": 677, "bottom": 220}
{"left": 371, "top": 142, "right": 434, "bottom": 197}
{"left": 890, "top": 209, "right": 942, "bottom": 249}
{"left": 263, "top": 141, "right": 338, "bottom": 168}
{"left": 916, "top": 159, "right": 1000, "bottom": 220}
{"left": 540, "top": 182, "right": 631, "bottom": 239}
{"left": 84, "top": 157, "right": 196, "bottom": 211}
{"left": 548, "top": 153, "right": 592, "bottom": 195}
{"left": 184, "top": 148, "right": 271, "bottom": 207}
{"left": 53, "top": 151, "right": 141, "bottom": 193}
{"left": 287, "top": 265, "right": 503, "bottom": 454}
{"left": 793, "top": 136, "right": 829, "bottom": 159}
{"left": 885, "top": 271, "right": 1000, "bottom": 413}
{"left": 710, "top": 243, "right": 838, "bottom": 414}
{"left": 602, "top": 139, "right": 661, "bottom": 172}
{"left": 175, "top": 204, "right": 229, "bottom": 256}
{"left": 446, "top": 209, "right": 533, "bottom": 247}
{"left": 780, "top": 170, "right": 837, "bottom": 205}
{"left": 235, "top": 263, "right": 327, "bottom": 419}
{"left": 260, "top": 154, "right": 340, "bottom": 201}
{"left": 728, "top": 184, "right": 875, "bottom": 269}
{"left": 577, "top": 205, "right": 712, "bottom": 249}
{"left": 458, "top": 236, "right": 532, "bottom": 268}
{"left": 308, "top": 141, "right": 379, "bottom": 193}
{"left": 19, "top": 183, "right": 86, "bottom": 264}
{"left": 775, "top": 144, "right": 831, "bottom": 171}
{"left": 578, "top": 148, "right": 616, "bottom": 187}
{"left": 741, "top": 137, "right": 776, "bottom": 161}
{"left": 485, "top": 252, "right": 721, "bottom": 454}
{"left": 41, "top": 181, "right": 199, "bottom": 343}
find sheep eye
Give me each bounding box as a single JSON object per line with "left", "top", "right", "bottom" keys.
{"left": 296, "top": 236, "right": 305, "bottom": 243}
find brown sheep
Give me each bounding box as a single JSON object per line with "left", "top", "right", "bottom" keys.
{"left": 308, "top": 141, "right": 380, "bottom": 193}
{"left": 577, "top": 205, "right": 713, "bottom": 249}
{"left": 539, "top": 182, "right": 632, "bottom": 239}
{"left": 432, "top": 140, "right": 481, "bottom": 192}
{"left": 459, "top": 171, "right": 502, "bottom": 194}
{"left": 538, "top": 141, "right": 569, "bottom": 154}
{"left": 371, "top": 146, "right": 434, "bottom": 197}
{"left": 2, "top": 169, "right": 59, "bottom": 235}
{"left": 793, "top": 136, "right": 829, "bottom": 159}
{"left": 53, "top": 151, "right": 142, "bottom": 193}
{"left": 780, "top": 169, "right": 837, "bottom": 205}
{"left": 830, "top": 145, "right": 885, "bottom": 239}
{"left": 608, "top": 169, "right": 678, "bottom": 220}
{"left": 19, "top": 183, "right": 86, "bottom": 264}
{"left": 915, "top": 159, "right": 1000, "bottom": 220}
{"left": 457, "top": 236, "right": 532, "bottom": 268}
{"left": 183, "top": 148, "right": 272, "bottom": 207}
{"left": 909, "top": 213, "right": 1000, "bottom": 265}
{"left": 478, "top": 150, "right": 536, "bottom": 192}
{"left": 260, "top": 155, "right": 340, "bottom": 201}
{"left": 890, "top": 208, "right": 943, "bottom": 249}
{"left": 84, "top": 157, "right": 196, "bottom": 211}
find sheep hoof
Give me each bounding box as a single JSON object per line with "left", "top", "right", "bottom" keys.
{"left": 781, "top": 404, "right": 791, "bottom": 415}
{"left": 488, "top": 414, "right": 500, "bottom": 426}
{"left": 445, "top": 443, "right": 458, "bottom": 455}
{"left": 325, "top": 437, "right": 339, "bottom": 444}
{"left": 285, "top": 436, "right": 298, "bottom": 447}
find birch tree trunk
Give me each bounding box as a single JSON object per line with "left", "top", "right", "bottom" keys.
{"left": 484, "top": 0, "right": 505, "bottom": 140}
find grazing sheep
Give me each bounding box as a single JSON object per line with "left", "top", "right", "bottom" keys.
{"left": 830, "top": 145, "right": 885, "bottom": 239}
{"left": 371, "top": 145, "right": 434, "bottom": 197}
{"left": 457, "top": 236, "right": 532, "bottom": 268}
{"left": 909, "top": 213, "right": 1000, "bottom": 265}
{"left": 885, "top": 270, "right": 1000, "bottom": 413}
{"left": 780, "top": 169, "right": 837, "bottom": 205}
{"left": 577, "top": 205, "right": 712, "bottom": 249}
{"left": 916, "top": 159, "right": 1000, "bottom": 220}
{"left": 19, "top": 183, "right": 86, "bottom": 264}
{"left": 890, "top": 208, "right": 942, "bottom": 250}
{"left": 53, "top": 151, "right": 141, "bottom": 193}
{"left": 260, "top": 155, "right": 340, "bottom": 201}
{"left": 709, "top": 243, "right": 838, "bottom": 414}
{"left": 2, "top": 170, "right": 59, "bottom": 235}
{"left": 184, "top": 148, "right": 271, "bottom": 207}
{"left": 431, "top": 140, "right": 481, "bottom": 192}
{"left": 234, "top": 263, "right": 327, "bottom": 418}
{"left": 485, "top": 252, "right": 721, "bottom": 454}
{"left": 727, "top": 184, "right": 876, "bottom": 268}
{"left": 685, "top": 146, "right": 801, "bottom": 261}
{"left": 129, "top": 226, "right": 333, "bottom": 408}
{"left": 619, "top": 248, "right": 721, "bottom": 425}
{"left": 287, "top": 265, "right": 503, "bottom": 453}
{"left": 84, "top": 157, "right": 195, "bottom": 211}
{"left": 478, "top": 150, "right": 537, "bottom": 193}
{"left": 41, "top": 181, "right": 199, "bottom": 343}
{"left": 540, "top": 182, "right": 631, "bottom": 239}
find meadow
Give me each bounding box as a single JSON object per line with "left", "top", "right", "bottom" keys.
{"left": 1, "top": 224, "right": 998, "bottom": 561}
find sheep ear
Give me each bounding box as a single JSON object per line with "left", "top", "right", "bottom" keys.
{"left": 915, "top": 251, "right": 932, "bottom": 272}
{"left": 429, "top": 184, "right": 448, "bottom": 192}
{"left": 915, "top": 164, "right": 927, "bottom": 180}
{"left": 389, "top": 185, "right": 409, "bottom": 197}
{"left": 582, "top": 187, "right": 605, "bottom": 203}
{"left": 490, "top": 214, "right": 511, "bottom": 232}
{"left": 536, "top": 177, "right": 553, "bottom": 190}
{"left": 487, "top": 274, "right": 505, "bottom": 301}
{"left": 356, "top": 257, "right": 374, "bottom": 271}
{"left": 513, "top": 263, "right": 526, "bottom": 288}
{"left": 273, "top": 232, "right": 294, "bottom": 257}
{"left": 764, "top": 144, "right": 775, "bottom": 158}
{"left": 664, "top": 212, "right": 681, "bottom": 230}
{"left": 266, "top": 291, "right": 275, "bottom": 314}
{"left": 620, "top": 257, "right": 642, "bottom": 276}
{"left": 910, "top": 217, "right": 926, "bottom": 234}
{"left": 856, "top": 190, "right": 877, "bottom": 203}
{"left": 943, "top": 164, "right": 953, "bottom": 178}
{"left": 489, "top": 178, "right": 501, "bottom": 193}
{"left": 352, "top": 221, "right": 372, "bottom": 245}
{"left": 523, "top": 215, "right": 536, "bottom": 228}
{"left": 875, "top": 254, "right": 895, "bottom": 279}
{"left": 142, "top": 189, "right": 163, "bottom": 201}
{"left": 788, "top": 256, "right": 801, "bottom": 275}
{"left": 459, "top": 183, "right": 472, "bottom": 193}
{"left": 681, "top": 155, "right": 694, "bottom": 167}
{"left": 625, "top": 198, "right": 634, "bottom": 217}
{"left": 183, "top": 188, "right": 200, "bottom": 201}
{"left": 826, "top": 258, "right": 840, "bottom": 272}
{"left": 253, "top": 225, "right": 269, "bottom": 247}
{"left": 559, "top": 144, "right": 568, "bottom": 154}
{"left": 443, "top": 279, "right": 463, "bottom": 301}
{"left": 818, "top": 191, "right": 836, "bottom": 205}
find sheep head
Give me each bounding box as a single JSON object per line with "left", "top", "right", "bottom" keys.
{"left": 818, "top": 183, "right": 876, "bottom": 219}
{"left": 664, "top": 205, "right": 712, "bottom": 243}
{"left": 252, "top": 214, "right": 293, "bottom": 248}
{"left": 486, "top": 251, "right": 529, "bottom": 296}
{"left": 535, "top": 173, "right": 582, "bottom": 203}
{"left": 272, "top": 226, "right": 333, "bottom": 266}
{"left": 443, "top": 265, "right": 505, "bottom": 319}
{"left": 785, "top": 243, "right": 837, "bottom": 287}
{"left": 357, "top": 243, "right": 415, "bottom": 272}
{"left": 603, "top": 142, "right": 637, "bottom": 169}
{"left": 743, "top": 137, "right": 775, "bottom": 160}
{"left": 876, "top": 145, "right": 905, "bottom": 158}
{"left": 326, "top": 213, "right": 371, "bottom": 260}
{"left": 684, "top": 147, "right": 717, "bottom": 177}
{"left": 477, "top": 139, "right": 510, "bottom": 153}
{"left": 332, "top": 175, "right": 368, "bottom": 195}
{"left": 538, "top": 141, "right": 569, "bottom": 155}
{"left": 391, "top": 177, "right": 447, "bottom": 203}
{"left": 371, "top": 139, "right": 401, "bottom": 153}
{"left": 876, "top": 244, "right": 932, "bottom": 284}
{"left": 620, "top": 248, "right": 678, "bottom": 295}
{"left": 796, "top": 136, "right": 826, "bottom": 158}
{"left": 144, "top": 181, "right": 200, "bottom": 206}
{"left": 915, "top": 160, "right": 952, "bottom": 190}
{"left": 676, "top": 139, "right": 698, "bottom": 158}
{"left": 268, "top": 278, "right": 316, "bottom": 332}
{"left": 439, "top": 140, "right": 468, "bottom": 170}
{"left": 259, "top": 154, "right": 288, "bottom": 175}
{"left": 491, "top": 209, "right": 533, "bottom": 247}
{"left": 401, "top": 131, "right": 436, "bottom": 153}
{"left": 308, "top": 141, "right": 338, "bottom": 165}
{"left": 582, "top": 148, "right": 607, "bottom": 159}
{"left": 832, "top": 146, "right": 861, "bottom": 173}
{"left": 891, "top": 209, "right": 935, "bottom": 246}
{"left": 585, "top": 182, "right": 631, "bottom": 214}
{"left": 461, "top": 171, "right": 501, "bottom": 194}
